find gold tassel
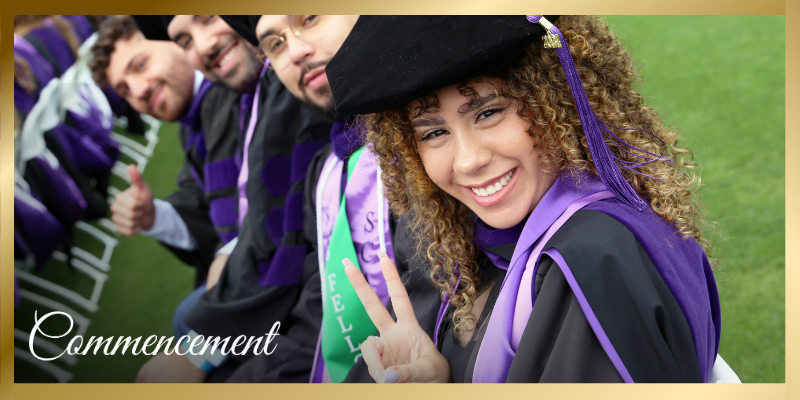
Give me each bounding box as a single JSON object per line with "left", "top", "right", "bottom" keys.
{"left": 538, "top": 16, "right": 562, "bottom": 49}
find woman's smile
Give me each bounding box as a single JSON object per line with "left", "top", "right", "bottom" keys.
{"left": 411, "top": 80, "right": 556, "bottom": 229}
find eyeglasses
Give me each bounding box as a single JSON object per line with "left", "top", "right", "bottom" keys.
{"left": 260, "top": 15, "right": 327, "bottom": 68}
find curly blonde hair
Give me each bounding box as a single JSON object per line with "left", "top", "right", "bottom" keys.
{"left": 361, "top": 16, "right": 714, "bottom": 338}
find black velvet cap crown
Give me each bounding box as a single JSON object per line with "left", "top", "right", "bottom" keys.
{"left": 219, "top": 16, "right": 261, "bottom": 47}
{"left": 327, "top": 15, "right": 558, "bottom": 115}
{"left": 132, "top": 16, "right": 174, "bottom": 41}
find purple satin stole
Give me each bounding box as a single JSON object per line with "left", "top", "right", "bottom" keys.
{"left": 237, "top": 61, "right": 270, "bottom": 227}
{"left": 310, "top": 147, "right": 394, "bottom": 383}
{"left": 469, "top": 172, "right": 719, "bottom": 382}
{"left": 471, "top": 174, "right": 609, "bottom": 382}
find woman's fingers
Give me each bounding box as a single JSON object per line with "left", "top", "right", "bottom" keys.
{"left": 385, "top": 358, "right": 445, "bottom": 383}
{"left": 343, "top": 258, "right": 395, "bottom": 333}
{"left": 360, "top": 336, "right": 385, "bottom": 382}
{"left": 377, "top": 252, "right": 417, "bottom": 325}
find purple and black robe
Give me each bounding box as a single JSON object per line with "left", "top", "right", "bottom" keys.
{"left": 162, "top": 79, "right": 245, "bottom": 285}
{"left": 183, "top": 69, "right": 332, "bottom": 380}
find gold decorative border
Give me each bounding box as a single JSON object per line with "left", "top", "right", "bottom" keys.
{"left": 1, "top": 0, "right": 790, "bottom": 398}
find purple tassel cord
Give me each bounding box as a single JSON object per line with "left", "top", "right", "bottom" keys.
{"left": 527, "top": 16, "right": 671, "bottom": 211}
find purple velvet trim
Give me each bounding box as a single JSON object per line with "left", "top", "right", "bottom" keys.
{"left": 475, "top": 218, "right": 527, "bottom": 247}
{"left": 584, "top": 199, "right": 719, "bottom": 383}
{"left": 261, "top": 156, "right": 292, "bottom": 196}
{"left": 203, "top": 156, "right": 240, "bottom": 193}
{"left": 257, "top": 245, "right": 308, "bottom": 286}
{"left": 14, "top": 196, "right": 65, "bottom": 268}
{"left": 471, "top": 173, "right": 610, "bottom": 382}
{"left": 330, "top": 118, "right": 363, "bottom": 159}
{"left": 291, "top": 140, "right": 329, "bottom": 183}
{"left": 283, "top": 191, "right": 305, "bottom": 232}
{"left": 209, "top": 196, "right": 238, "bottom": 227}
{"left": 180, "top": 79, "right": 214, "bottom": 131}
{"left": 542, "top": 248, "right": 634, "bottom": 383}
{"left": 239, "top": 91, "right": 254, "bottom": 133}
{"left": 264, "top": 207, "right": 285, "bottom": 246}
{"left": 218, "top": 231, "right": 238, "bottom": 244}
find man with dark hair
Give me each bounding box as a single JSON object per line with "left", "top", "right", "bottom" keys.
{"left": 91, "top": 15, "right": 243, "bottom": 288}
{"left": 167, "top": 15, "right": 262, "bottom": 93}
{"left": 135, "top": 15, "right": 435, "bottom": 385}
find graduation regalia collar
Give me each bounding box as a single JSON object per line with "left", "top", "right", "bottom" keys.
{"left": 180, "top": 76, "right": 214, "bottom": 133}
{"left": 465, "top": 172, "right": 720, "bottom": 383}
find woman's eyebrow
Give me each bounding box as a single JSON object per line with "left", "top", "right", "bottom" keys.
{"left": 411, "top": 115, "right": 446, "bottom": 129}
{"left": 458, "top": 93, "right": 501, "bottom": 115}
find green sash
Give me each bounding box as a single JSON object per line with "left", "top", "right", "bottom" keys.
{"left": 320, "top": 147, "right": 377, "bottom": 382}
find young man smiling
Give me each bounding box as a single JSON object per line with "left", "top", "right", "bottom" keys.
{"left": 167, "top": 15, "right": 262, "bottom": 93}
{"left": 135, "top": 14, "right": 388, "bottom": 383}
{"left": 91, "top": 15, "right": 245, "bottom": 288}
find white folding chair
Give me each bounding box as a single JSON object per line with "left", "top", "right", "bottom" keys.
{"left": 710, "top": 354, "right": 742, "bottom": 383}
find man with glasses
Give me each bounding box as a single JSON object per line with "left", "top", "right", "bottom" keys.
{"left": 135, "top": 15, "right": 354, "bottom": 382}
{"left": 139, "top": 14, "right": 434, "bottom": 385}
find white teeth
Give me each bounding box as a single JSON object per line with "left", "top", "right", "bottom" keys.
{"left": 470, "top": 169, "right": 516, "bottom": 198}
{"left": 219, "top": 51, "right": 234, "bottom": 68}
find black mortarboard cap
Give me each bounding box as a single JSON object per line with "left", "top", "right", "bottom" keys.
{"left": 132, "top": 15, "right": 174, "bottom": 41}
{"left": 327, "top": 16, "right": 558, "bottom": 115}
{"left": 328, "top": 15, "right": 657, "bottom": 212}
{"left": 220, "top": 16, "right": 261, "bottom": 47}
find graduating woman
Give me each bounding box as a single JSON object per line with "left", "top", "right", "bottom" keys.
{"left": 325, "top": 15, "right": 721, "bottom": 383}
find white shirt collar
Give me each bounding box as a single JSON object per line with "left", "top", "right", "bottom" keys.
{"left": 193, "top": 70, "right": 204, "bottom": 96}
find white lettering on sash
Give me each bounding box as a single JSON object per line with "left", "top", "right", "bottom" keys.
{"left": 337, "top": 315, "right": 353, "bottom": 333}
{"left": 327, "top": 273, "right": 337, "bottom": 293}
{"left": 331, "top": 294, "right": 345, "bottom": 313}
{"left": 344, "top": 335, "right": 361, "bottom": 353}
{"left": 354, "top": 353, "right": 363, "bottom": 363}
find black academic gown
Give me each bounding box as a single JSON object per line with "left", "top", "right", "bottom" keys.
{"left": 162, "top": 85, "right": 243, "bottom": 287}
{"left": 184, "top": 70, "right": 332, "bottom": 381}
{"left": 221, "top": 144, "right": 441, "bottom": 383}
{"left": 440, "top": 210, "right": 702, "bottom": 383}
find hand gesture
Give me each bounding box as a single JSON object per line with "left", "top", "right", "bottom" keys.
{"left": 343, "top": 252, "right": 451, "bottom": 383}
{"left": 110, "top": 164, "right": 155, "bottom": 236}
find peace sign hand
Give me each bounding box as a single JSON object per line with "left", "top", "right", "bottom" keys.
{"left": 343, "top": 252, "right": 451, "bottom": 383}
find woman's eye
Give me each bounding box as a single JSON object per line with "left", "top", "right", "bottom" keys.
{"left": 303, "top": 15, "right": 318, "bottom": 27}
{"left": 476, "top": 107, "right": 502, "bottom": 121}
{"left": 136, "top": 61, "right": 146, "bottom": 71}
{"left": 421, "top": 129, "right": 447, "bottom": 141}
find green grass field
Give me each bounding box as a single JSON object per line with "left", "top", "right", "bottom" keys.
{"left": 14, "top": 15, "right": 785, "bottom": 383}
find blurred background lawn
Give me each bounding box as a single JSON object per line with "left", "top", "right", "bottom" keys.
{"left": 14, "top": 15, "right": 785, "bottom": 383}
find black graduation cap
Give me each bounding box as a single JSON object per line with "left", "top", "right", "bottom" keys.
{"left": 327, "top": 15, "right": 558, "bottom": 116}
{"left": 132, "top": 15, "right": 174, "bottom": 41}
{"left": 219, "top": 16, "right": 261, "bottom": 47}
{"left": 327, "top": 15, "right": 657, "bottom": 212}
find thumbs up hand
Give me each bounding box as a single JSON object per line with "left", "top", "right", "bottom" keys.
{"left": 110, "top": 164, "right": 156, "bottom": 236}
